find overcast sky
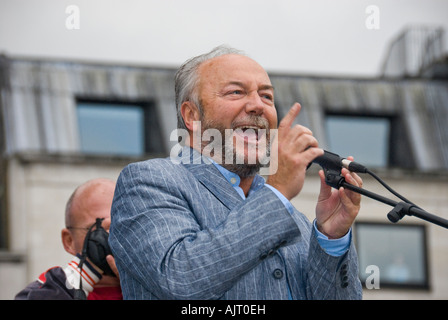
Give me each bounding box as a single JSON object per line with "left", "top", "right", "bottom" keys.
{"left": 1, "top": 0, "right": 447, "bottom": 77}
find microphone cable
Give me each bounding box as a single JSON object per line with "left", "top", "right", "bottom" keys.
{"left": 310, "top": 149, "right": 420, "bottom": 208}
{"left": 363, "top": 168, "right": 420, "bottom": 209}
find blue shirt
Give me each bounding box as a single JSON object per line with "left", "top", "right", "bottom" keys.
{"left": 212, "top": 162, "right": 351, "bottom": 257}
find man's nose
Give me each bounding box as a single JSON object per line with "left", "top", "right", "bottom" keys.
{"left": 245, "top": 92, "right": 265, "bottom": 115}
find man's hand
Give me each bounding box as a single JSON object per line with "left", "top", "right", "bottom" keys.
{"left": 106, "top": 255, "right": 120, "bottom": 279}
{"left": 315, "top": 158, "right": 362, "bottom": 239}
{"left": 266, "top": 103, "right": 323, "bottom": 200}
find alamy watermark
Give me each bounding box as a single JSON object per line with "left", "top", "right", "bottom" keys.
{"left": 365, "top": 5, "right": 380, "bottom": 30}
{"left": 65, "top": 5, "right": 380, "bottom": 31}
{"left": 169, "top": 122, "right": 278, "bottom": 176}
{"left": 65, "top": 5, "right": 80, "bottom": 30}
{"left": 365, "top": 265, "right": 380, "bottom": 289}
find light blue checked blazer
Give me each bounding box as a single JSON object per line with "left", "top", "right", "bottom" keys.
{"left": 109, "top": 147, "right": 362, "bottom": 300}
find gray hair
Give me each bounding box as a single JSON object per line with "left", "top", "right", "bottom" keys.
{"left": 174, "top": 45, "right": 245, "bottom": 131}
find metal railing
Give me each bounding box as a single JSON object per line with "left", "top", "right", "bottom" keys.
{"left": 381, "top": 26, "right": 446, "bottom": 78}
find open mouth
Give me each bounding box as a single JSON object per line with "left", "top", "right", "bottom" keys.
{"left": 233, "top": 126, "right": 267, "bottom": 143}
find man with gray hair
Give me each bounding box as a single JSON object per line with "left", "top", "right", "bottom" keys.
{"left": 109, "top": 45, "right": 363, "bottom": 299}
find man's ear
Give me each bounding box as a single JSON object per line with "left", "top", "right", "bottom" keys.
{"left": 61, "top": 228, "right": 77, "bottom": 256}
{"left": 180, "top": 101, "right": 201, "bottom": 131}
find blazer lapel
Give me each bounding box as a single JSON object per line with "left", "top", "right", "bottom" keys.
{"left": 179, "top": 147, "right": 243, "bottom": 210}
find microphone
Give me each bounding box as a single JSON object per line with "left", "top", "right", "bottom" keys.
{"left": 312, "top": 150, "right": 368, "bottom": 173}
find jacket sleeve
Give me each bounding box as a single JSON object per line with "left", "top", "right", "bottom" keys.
{"left": 305, "top": 228, "right": 363, "bottom": 300}
{"left": 15, "top": 267, "right": 74, "bottom": 300}
{"left": 14, "top": 256, "right": 102, "bottom": 300}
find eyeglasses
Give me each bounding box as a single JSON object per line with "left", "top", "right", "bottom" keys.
{"left": 65, "top": 218, "right": 109, "bottom": 232}
{"left": 66, "top": 218, "right": 108, "bottom": 232}
{"left": 66, "top": 226, "right": 91, "bottom": 231}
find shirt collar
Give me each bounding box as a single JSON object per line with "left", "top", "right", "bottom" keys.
{"left": 210, "top": 160, "right": 265, "bottom": 198}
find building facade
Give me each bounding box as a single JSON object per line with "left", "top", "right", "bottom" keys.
{"left": 1, "top": 28, "right": 447, "bottom": 299}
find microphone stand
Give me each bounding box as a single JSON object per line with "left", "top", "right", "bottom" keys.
{"left": 322, "top": 168, "right": 448, "bottom": 229}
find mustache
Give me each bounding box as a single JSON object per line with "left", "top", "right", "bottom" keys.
{"left": 231, "top": 115, "right": 269, "bottom": 131}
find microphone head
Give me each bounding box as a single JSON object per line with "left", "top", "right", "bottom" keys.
{"left": 311, "top": 150, "right": 368, "bottom": 173}
{"left": 311, "top": 150, "right": 343, "bottom": 171}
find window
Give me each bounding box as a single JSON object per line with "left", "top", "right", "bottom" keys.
{"left": 0, "top": 114, "right": 6, "bottom": 248}
{"left": 355, "top": 222, "right": 429, "bottom": 289}
{"left": 0, "top": 167, "right": 6, "bottom": 249}
{"left": 326, "top": 115, "right": 390, "bottom": 167}
{"left": 76, "top": 100, "right": 164, "bottom": 157}
{"left": 325, "top": 113, "right": 416, "bottom": 169}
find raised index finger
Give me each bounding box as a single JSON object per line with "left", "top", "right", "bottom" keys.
{"left": 278, "top": 102, "right": 302, "bottom": 130}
